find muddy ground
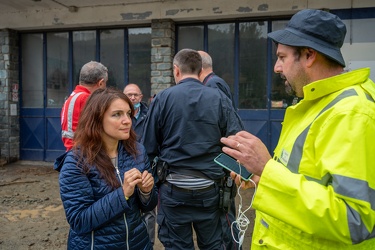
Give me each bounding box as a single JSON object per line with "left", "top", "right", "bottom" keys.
{"left": 0, "top": 161, "right": 255, "bottom": 249}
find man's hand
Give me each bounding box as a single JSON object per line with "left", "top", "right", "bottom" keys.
{"left": 230, "top": 172, "right": 260, "bottom": 190}
{"left": 221, "top": 131, "right": 272, "bottom": 177}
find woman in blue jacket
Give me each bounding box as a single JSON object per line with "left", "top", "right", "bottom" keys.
{"left": 54, "top": 87, "right": 158, "bottom": 250}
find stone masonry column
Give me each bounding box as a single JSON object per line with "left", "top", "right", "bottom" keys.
{"left": 150, "top": 19, "right": 175, "bottom": 96}
{"left": 0, "top": 29, "right": 19, "bottom": 165}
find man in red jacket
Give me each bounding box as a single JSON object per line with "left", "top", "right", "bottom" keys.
{"left": 61, "top": 61, "right": 108, "bottom": 151}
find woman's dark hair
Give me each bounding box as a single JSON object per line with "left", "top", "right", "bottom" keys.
{"left": 73, "top": 87, "right": 137, "bottom": 188}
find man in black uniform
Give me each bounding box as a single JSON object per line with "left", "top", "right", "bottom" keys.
{"left": 142, "top": 49, "right": 244, "bottom": 249}
{"left": 198, "top": 50, "right": 241, "bottom": 250}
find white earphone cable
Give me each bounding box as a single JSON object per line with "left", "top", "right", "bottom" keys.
{"left": 230, "top": 161, "right": 257, "bottom": 247}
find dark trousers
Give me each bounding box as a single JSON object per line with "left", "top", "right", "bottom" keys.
{"left": 142, "top": 208, "right": 156, "bottom": 245}
{"left": 157, "top": 182, "right": 224, "bottom": 250}
{"left": 221, "top": 199, "right": 242, "bottom": 250}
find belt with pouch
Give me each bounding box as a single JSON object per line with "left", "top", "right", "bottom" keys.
{"left": 163, "top": 181, "right": 216, "bottom": 193}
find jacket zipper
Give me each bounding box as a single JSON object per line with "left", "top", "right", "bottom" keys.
{"left": 91, "top": 231, "right": 94, "bottom": 250}
{"left": 114, "top": 160, "right": 130, "bottom": 250}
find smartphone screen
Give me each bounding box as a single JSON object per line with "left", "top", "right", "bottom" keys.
{"left": 214, "top": 153, "right": 253, "bottom": 181}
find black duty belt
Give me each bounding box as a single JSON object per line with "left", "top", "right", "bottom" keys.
{"left": 167, "top": 165, "right": 223, "bottom": 183}
{"left": 164, "top": 181, "right": 216, "bottom": 193}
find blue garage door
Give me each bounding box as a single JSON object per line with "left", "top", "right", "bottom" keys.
{"left": 20, "top": 28, "right": 152, "bottom": 161}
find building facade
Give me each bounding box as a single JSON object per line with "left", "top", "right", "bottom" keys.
{"left": 0, "top": 0, "right": 374, "bottom": 163}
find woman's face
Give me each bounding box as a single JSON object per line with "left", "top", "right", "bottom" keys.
{"left": 102, "top": 98, "right": 132, "bottom": 144}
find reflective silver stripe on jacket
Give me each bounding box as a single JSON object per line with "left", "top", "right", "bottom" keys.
{"left": 346, "top": 201, "right": 375, "bottom": 243}
{"left": 334, "top": 175, "right": 375, "bottom": 243}
{"left": 365, "top": 92, "right": 375, "bottom": 102}
{"left": 285, "top": 88, "right": 375, "bottom": 243}
{"left": 287, "top": 89, "right": 358, "bottom": 175}
{"left": 61, "top": 92, "right": 84, "bottom": 139}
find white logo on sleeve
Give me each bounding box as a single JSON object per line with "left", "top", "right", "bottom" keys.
{"left": 280, "top": 149, "right": 290, "bottom": 166}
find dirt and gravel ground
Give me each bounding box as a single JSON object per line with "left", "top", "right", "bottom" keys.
{"left": 0, "top": 161, "right": 255, "bottom": 250}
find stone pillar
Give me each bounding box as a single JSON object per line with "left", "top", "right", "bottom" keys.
{"left": 150, "top": 19, "right": 175, "bottom": 96}
{"left": 0, "top": 29, "right": 19, "bottom": 164}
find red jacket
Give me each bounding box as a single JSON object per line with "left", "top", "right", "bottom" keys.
{"left": 61, "top": 85, "right": 91, "bottom": 151}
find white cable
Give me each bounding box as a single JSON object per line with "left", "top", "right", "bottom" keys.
{"left": 230, "top": 161, "right": 257, "bottom": 247}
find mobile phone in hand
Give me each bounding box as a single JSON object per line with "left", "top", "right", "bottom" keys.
{"left": 214, "top": 153, "right": 253, "bottom": 181}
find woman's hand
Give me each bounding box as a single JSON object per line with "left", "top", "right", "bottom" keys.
{"left": 123, "top": 168, "right": 143, "bottom": 198}
{"left": 137, "top": 170, "right": 154, "bottom": 194}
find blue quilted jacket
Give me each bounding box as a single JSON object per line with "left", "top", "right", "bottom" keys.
{"left": 54, "top": 142, "right": 158, "bottom": 250}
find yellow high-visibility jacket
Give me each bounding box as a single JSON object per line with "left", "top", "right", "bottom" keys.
{"left": 251, "top": 68, "right": 375, "bottom": 249}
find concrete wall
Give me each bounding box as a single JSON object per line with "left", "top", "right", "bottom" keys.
{"left": 0, "top": 0, "right": 374, "bottom": 30}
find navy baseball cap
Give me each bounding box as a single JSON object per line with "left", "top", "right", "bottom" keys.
{"left": 268, "top": 9, "right": 347, "bottom": 67}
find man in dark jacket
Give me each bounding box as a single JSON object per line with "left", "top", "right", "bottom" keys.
{"left": 123, "top": 83, "right": 149, "bottom": 141}
{"left": 198, "top": 50, "right": 235, "bottom": 107}
{"left": 142, "top": 49, "right": 244, "bottom": 249}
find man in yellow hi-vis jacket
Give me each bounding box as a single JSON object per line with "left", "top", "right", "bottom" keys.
{"left": 221, "top": 9, "right": 375, "bottom": 249}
